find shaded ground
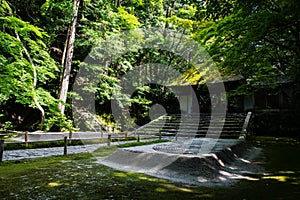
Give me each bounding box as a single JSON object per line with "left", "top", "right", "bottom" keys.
{"left": 0, "top": 137, "right": 300, "bottom": 199}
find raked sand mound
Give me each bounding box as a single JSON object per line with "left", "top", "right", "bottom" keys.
{"left": 99, "top": 139, "right": 262, "bottom": 186}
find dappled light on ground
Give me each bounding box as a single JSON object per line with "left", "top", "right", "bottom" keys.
{"left": 0, "top": 136, "right": 300, "bottom": 199}
{"left": 47, "top": 182, "right": 64, "bottom": 187}
{"left": 261, "top": 171, "right": 300, "bottom": 185}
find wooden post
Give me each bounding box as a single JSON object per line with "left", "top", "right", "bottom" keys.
{"left": 107, "top": 134, "right": 111, "bottom": 146}
{"left": 0, "top": 140, "right": 4, "bottom": 162}
{"left": 64, "top": 136, "right": 68, "bottom": 155}
{"left": 69, "top": 131, "right": 73, "bottom": 145}
{"left": 25, "top": 131, "right": 29, "bottom": 147}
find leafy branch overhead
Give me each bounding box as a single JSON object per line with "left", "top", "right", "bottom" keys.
{"left": 0, "top": 0, "right": 299, "bottom": 131}
{"left": 198, "top": 0, "right": 300, "bottom": 85}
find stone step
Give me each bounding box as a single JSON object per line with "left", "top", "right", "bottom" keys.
{"left": 136, "top": 129, "right": 241, "bottom": 136}
{"left": 161, "top": 116, "right": 246, "bottom": 121}
{"left": 176, "top": 130, "right": 241, "bottom": 134}
{"left": 140, "top": 125, "right": 243, "bottom": 133}
{"left": 148, "top": 121, "right": 244, "bottom": 127}
{"left": 133, "top": 113, "right": 247, "bottom": 140}
{"left": 161, "top": 113, "right": 245, "bottom": 117}
{"left": 145, "top": 123, "right": 243, "bottom": 128}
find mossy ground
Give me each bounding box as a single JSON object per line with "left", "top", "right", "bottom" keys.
{"left": 0, "top": 137, "right": 300, "bottom": 199}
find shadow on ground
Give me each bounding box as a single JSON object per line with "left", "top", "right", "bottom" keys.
{"left": 0, "top": 137, "right": 299, "bottom": 199}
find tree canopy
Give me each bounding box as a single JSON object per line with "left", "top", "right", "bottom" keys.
{"left": 0, "top": 0, "right": 299, "bottom": 131}
{"left": 199, "top": 0, "right": 300, "bottom": 88}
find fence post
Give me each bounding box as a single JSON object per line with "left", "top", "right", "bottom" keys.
{"left": 69, "top": 131, "right": 73, "bottom": 145}
{"left": 107, "top": 134, "right": 111, "bottom": 146}
{"left": 25, "top": 131, "right": 29, "bottom": 147}
{"left": 0, "top": 140, "right": 4, "bottom": 162}
{"left": 64, "top": 136, "right": 68, "bottom": 155}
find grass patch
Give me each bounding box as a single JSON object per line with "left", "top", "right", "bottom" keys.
{"left": 0, "top": 153, "right": 93, "bottom": 179}
{"left": 0, "top": 136, "right": 300, "bottom": 199}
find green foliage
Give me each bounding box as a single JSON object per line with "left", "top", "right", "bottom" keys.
{"left": 178, "top": 5, "right": 197, "bottom": 19}
{"left": 3, "top": 121, "right": 12, "bottom": 132}
{"left": 43, "top": 113, "right": 74, "bottom": 132}
{"left": 40, "top": 0, "right": 74, "bottom": 38}
{"left": 196, "top": 0, "right": 300, "bottom": 90}
{"left": 0, "top": 1, "right": 11, "bottom": 16}
{"left": 117, "top": 6, "right": 141, "bottom": 29}
{"left": 165, "top": 15, "right": 195, "bottom": 30}
{"left": 2, "top": 0, "right": 298, "bottom": 131}
{"left": 119, "top": 0, "right": 164, "bottom": 27}
{"left": 0, "top": 11, "right": 61, "bottom": 129}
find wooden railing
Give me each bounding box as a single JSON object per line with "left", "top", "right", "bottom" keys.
{"left": 239, "top": 112, "right": 252, "bottom": 140}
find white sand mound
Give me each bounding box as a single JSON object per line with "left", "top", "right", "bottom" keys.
{"left": 99, "top": 139, "right": 262, "bottom": 186}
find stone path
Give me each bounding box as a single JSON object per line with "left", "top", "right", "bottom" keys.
{"left": 2, "top": 144, "right": 96, "bottom": 161}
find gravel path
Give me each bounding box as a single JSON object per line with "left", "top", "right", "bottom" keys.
{"left": 2, "top": 144, "right": 102, "bottom": 161}
{"left": 2, "top": 131, "right": 158, "bottom": 161}
{"left": 2, "top": 139, "right": 139, "bottom": 161}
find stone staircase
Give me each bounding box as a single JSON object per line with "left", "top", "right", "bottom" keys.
{"left": 134, "top": 113, "right": 249, "bottom": 139}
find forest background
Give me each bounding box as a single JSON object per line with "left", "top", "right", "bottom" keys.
{"left": 0, "top": 0, "right": 299, "bottom": 133}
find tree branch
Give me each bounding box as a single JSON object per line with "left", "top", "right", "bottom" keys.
{"left": 14, "top": 30, "right": 45, "bottom": 127}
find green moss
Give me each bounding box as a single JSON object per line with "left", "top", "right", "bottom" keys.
{"left": 0, "top": 137, "right": 300, "bottom": 199}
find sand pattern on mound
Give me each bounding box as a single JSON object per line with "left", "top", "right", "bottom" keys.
{"left": 99, "top": 139, "right": 262, "bottom": 186}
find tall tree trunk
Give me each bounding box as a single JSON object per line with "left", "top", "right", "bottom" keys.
{"left": 58, "top": 0, "right": 80, "bottom": 114}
